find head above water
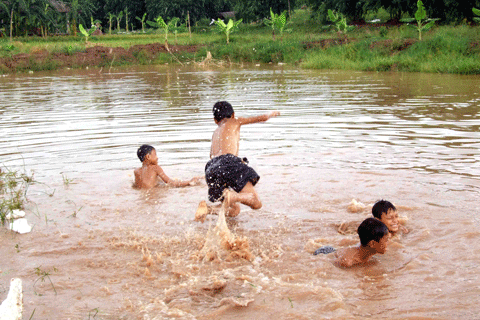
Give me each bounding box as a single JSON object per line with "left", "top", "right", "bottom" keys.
{"left": 137, "top": 144, "right": 155, "bottom": 162}
{"left": 213, "top": 101, "right": 234, "bottom": 122}
{"left": 372, "top": 199, "right": 399, "bottom": 233}
{"left": 357, "top": 218, "right": 389, "bottom": 249}
{"left": 372, "top": 199, "right": 396, "bottom": 219}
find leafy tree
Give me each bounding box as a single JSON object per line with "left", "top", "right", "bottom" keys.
{"left": 422, "top": 0, "right": 479, "bottom": 24}
{"left": 474, "top": 7, "right": 480, "bottom": 23}
{"left": 230, "top": 0, "right": 292, "bottom": 23}
{"left": 39, "top": 3, "right": 57, "bottom": 37}
{"left": 1, "top": 0, "right": 29, "bottom": 39}
{"left": 65, "top": 0, "right": 96, "bottom": 36}
{"left": 101, "top": 0, "right": 145, "bottom": 31}
{"left": 22, "top": 0, "right": 48, "bottom": 36}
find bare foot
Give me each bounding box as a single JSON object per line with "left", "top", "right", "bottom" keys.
{"left": 222, "top": 189, "right": 233, "bottom": 210}
{"left": 226, "top": 203, "right": 241, "bottom": 217}
{"left": 195, "top": 200, "right": 209, "bottom": 223}
{"left": 222, "top": 189, "right": 241, "bottom": 217}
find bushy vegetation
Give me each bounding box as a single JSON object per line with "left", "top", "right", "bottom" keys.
{"left": 301, "top": 24, "right": 480, "bottom": 74}
{"left": 0, "top": 7, "right": 479, "bottom": 74}
{"left": 1, "top": 0, "right": 480, "bottom": 41}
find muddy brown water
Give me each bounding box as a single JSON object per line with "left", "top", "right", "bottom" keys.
{"left": 0, "top": 65, "right": 479, "bottom": 319}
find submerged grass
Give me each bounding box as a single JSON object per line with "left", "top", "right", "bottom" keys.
{"left": 0, "top": 11, "right": 479, "bottom": 74}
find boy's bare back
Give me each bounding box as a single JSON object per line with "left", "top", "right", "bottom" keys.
{"left": 134, "top": 165, "right": 167, "bottom": 189}
{"left": 210, "top": 112, "right": 280, "bottom": 158}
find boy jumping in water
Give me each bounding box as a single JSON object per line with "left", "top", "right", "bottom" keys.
{"left": 134, "top": 144, "right": 201, "bottom": 189}
{"left": 195, "top": 101, "right": 280, "bottom": 220}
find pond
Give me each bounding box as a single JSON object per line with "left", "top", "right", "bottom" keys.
{"left": 1, "top": 64, "right": 479, "bottom": 319}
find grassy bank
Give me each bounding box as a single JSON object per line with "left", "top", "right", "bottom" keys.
{"left": 1, "top": 9, "right": 479, "bottom": 74}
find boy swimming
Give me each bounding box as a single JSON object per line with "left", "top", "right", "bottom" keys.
{"left": 333, "top": 217, "right": 390, "bottom": 268}
{"left": 134, "top": 144, "right": 201, "bottom": 189}
{"left": 372, "top": 199, "right": 409, "bottom": 235}
{"left": 195, "top": 101, "right": 280, "bottom": 220}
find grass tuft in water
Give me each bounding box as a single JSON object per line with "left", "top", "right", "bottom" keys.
{"left": 0, "top": 166, "right": 34, "bottom": 225}
{"left": 33, "top": 266, "right": 58, "bottom": 296}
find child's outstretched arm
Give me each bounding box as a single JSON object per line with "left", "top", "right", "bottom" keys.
{"left": 237, "top": 111, "right": 280, "bottom": 125}
{"left": 168, "top": 176, "right": 203, "bottom": 187}
{"left": 155, "top": 166, "right": 202, "bottom": 188}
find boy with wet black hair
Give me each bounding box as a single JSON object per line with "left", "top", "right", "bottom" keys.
{"left": 372, "top": 199, "right": 409, "bottom": 235}
{"left": 134, "top": 144, "right": 201, "bottom": 189}
{"left": 333, "top": 218, "right": 390, "bottom": 268}
{"left": 195, "top": 101, "right": 280, "bottom": 221}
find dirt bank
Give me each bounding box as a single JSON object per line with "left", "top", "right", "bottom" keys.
{"left": 0, "top": 43, "right": 200, "bottom": 73}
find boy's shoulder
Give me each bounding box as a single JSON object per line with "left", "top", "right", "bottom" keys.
{"left": 135, "top": 164, "right": 163, "bottom": 173}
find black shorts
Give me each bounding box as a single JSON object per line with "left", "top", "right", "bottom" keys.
{"left": 205, "top": 154, "right": 260, "bottom": 202}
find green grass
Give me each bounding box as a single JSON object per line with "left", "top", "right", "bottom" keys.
{"left": 1, "top": 11, "right": 480, "bottom": 74}
{"left": 0, "top": 167, "right": 33, "bottom": 225}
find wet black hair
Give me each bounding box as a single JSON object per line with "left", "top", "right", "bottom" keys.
{"left": 137, "top": 144, "right": 155, "bottom": 162}
{"left": 372, "top": 199, "right": 396, "bottom": 219}
{"left": 213, "top": 101, "right": 234, "bottom": 122}
{"left": 357, "top": 218, "right": 389, "bottom": 247}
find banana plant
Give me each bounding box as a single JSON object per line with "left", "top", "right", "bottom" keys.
{"left": 136, "top": 13, "right": 147, "bottom": 33}
{"left": 124, "top": 8, "right": 129, "bottom": 32}
{"left": 473, "top": 8, "right": 480, "bottom": 23}
{"left": 115, "top": 11, "right": 123, "bottom": 32}
{"left": 106, "top": 12, "right": 114, "bottom": 34}
{"left": 79, "top": 23, "right": 96, "bottom": 43}
{"left": 264, "top": 8, "right": 287, "bottom": 40}
{"left": 147, "top": 16, "right": 179, "bottom": 48}
{"left": 401, "top": 0, "right": 438, "bottom": 40}
{"left": 327, "top": 9, "right": 354, "bottom": 34}
{"left": 90, "top": 16, "right": 101, "bottom": 28}
{"left": 171, "top": 18, "right": 186, "bottom": 45}
{"left": 214, "top": 18, "right": 242, "bottom": 44}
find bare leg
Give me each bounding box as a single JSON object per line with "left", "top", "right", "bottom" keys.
{"left": 223, "top": 182, "right": 262, "bottom": 217}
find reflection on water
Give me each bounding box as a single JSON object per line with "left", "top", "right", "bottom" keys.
{"left": 0, "top": 65, "right": 479, "bottom": 319}
{"left": 1, "top": 66, "right": 479, "bottom": 180}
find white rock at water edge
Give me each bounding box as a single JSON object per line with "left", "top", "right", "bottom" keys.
{"left": 0, "top": 278, "right": 23, "bottom": 320}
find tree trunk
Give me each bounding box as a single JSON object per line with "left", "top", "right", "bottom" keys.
{"left": 72, "top": 17, "right": 77, "bottom": 36}
{"left": 188, "top": 11, "right": 191, "bottom": 39}
{"left": 10, "top": 8, "right": 13, "bottom": 40}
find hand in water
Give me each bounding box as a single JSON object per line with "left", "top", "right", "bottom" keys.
{"left": 269, "top": 111, "right": 280, "bottom": 118}
{"left": 189, "top": 176, "right": 203, "bottom": 186}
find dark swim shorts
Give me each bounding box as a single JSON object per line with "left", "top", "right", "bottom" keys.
{"left": 205, "top": 154, "right": 260, "bottom": 202}
{"left": 313, "top": 246, "right": 336, "bottom": 255}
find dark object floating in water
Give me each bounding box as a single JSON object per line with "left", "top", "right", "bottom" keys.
{"left": 313, "top": 246, "right": 336, "bottom": 255}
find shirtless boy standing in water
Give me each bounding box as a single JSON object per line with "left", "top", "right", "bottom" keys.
{"left": 134, "top": 144, "right": 200, "bottom": 189}
{"left": 195, "top": 101, "right": 279, "bottom": 220}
